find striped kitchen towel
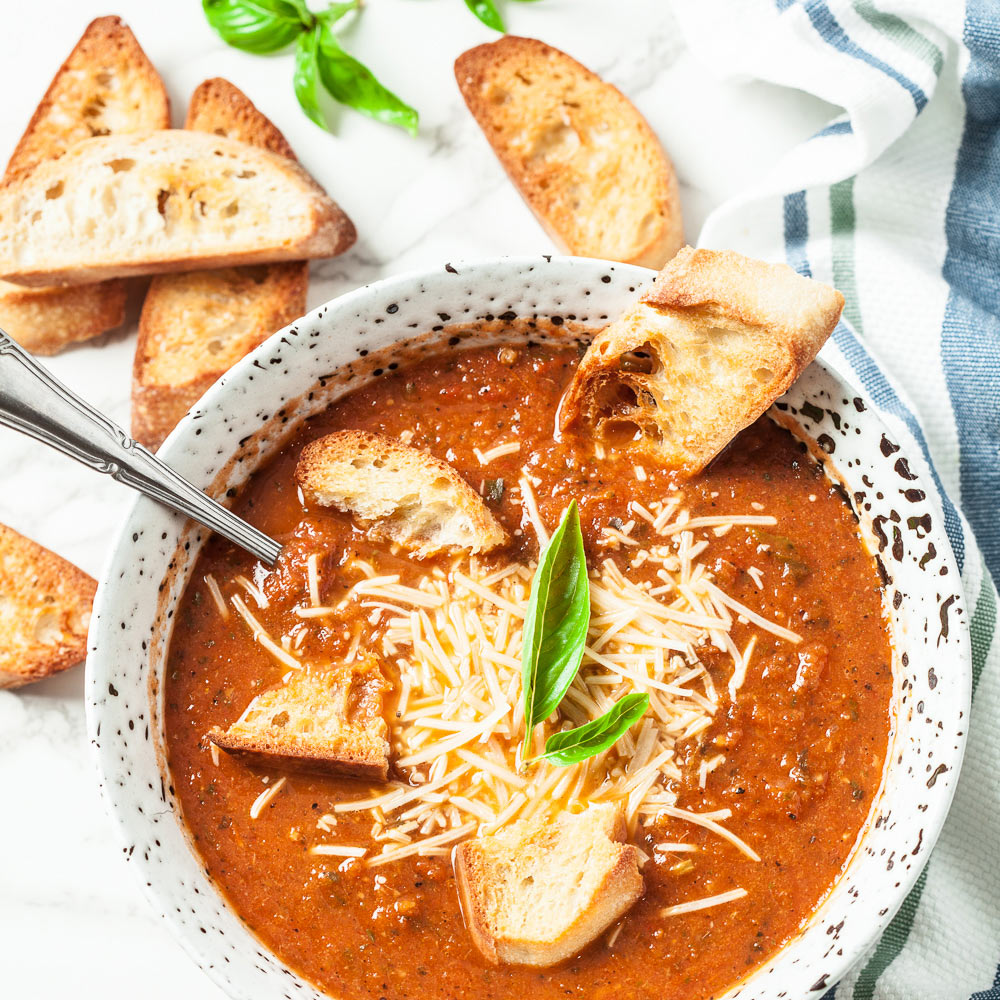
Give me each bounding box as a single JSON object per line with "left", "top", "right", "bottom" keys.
{"left": 671, "top": 1, "right": 1000, "bottom": 997}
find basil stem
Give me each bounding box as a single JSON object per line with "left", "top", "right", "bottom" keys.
{"left": 203, "top": 0, "right": 311, "bottom": 53}
{"left": 316, "top": 23, "right": 419, "bottom": 136}
{"left": 533, "top": 693, "right": 650, "bottom": 767}
{"left": 521, "top": 501, "right": 590, "bottom": 758}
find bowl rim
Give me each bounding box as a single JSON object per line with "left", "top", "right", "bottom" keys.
{"left": 85, "top": 254, "right": 972, "bottom": 1000}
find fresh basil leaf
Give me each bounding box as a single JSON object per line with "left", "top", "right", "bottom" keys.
{"left": 521, "top": 501, "right": 590, "bottom": 757}
{"left": 315, "top": 25, "right": 419, "bottom": 135}
{"left": 535, "top": 693, "right": 650, "bottom": 767}
{"left": 465, "top": 0, "right": 506, "bottom": 32}
{"left": 203, "top": 0, "right": 311, "bottom": 53}
{"left": 294, "top": 28, "right": 326, "bottom": 130}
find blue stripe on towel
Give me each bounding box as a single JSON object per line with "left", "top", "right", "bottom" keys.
{"left": 800, "top": 0, "right": 928, "bottom": 112}
{"left": 940, "top": 0, "right": 1000, "bottom": 588}
{"left": 782, "top": 192, "right": 967, "bottom": 570}
{"left": 815, "top": 119, "right": 854, "bottom": 137}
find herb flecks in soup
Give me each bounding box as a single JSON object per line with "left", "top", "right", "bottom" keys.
{"left": 165, "top": 339, "right": 892, "bottom": 1000}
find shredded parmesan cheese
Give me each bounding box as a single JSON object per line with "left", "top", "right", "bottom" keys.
{"left": 249, "top": 776, "right": 286, "bottom": 819}
{"left": 661, "top": 887, "right": 748, "bottom": 917}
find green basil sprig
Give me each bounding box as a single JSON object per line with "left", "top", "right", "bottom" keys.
{"left": 535, "top": 692, "right": 650, "bottom": 766}
{"left": 521, "top": 501, "right": 590, "bottom": 758}
{"left": 464, "top": 0, "right": 544, "bottom": 33}
{"left": 204, "top": 0, "right": 419, "bottom": 135}
{"left": 520, "top": 502, "right": 649, "bottom": 767}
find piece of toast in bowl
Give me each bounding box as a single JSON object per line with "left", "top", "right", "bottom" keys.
{"left": 454, "top": 803, "right": 644, "bottom": 966}
{"left": 0, "top": 129, "right": 356, "bottom": 287}
{"left": 131, "top": 79, "right": 312, "bottom": 449}
{"left": 455, "top": 36, "right": 683, "bottom": 269}
{"left": 0, "top": 15, "right": 169, "bottom": 354}
{"left": 560, "top": 247, "right": 844, "bottom": 476}
{"left": 208, "top": 657, "right": 392, "bottom": 780}
{"left": 0, "top": 524, "right": 96, "bottom": 689}
{"left": 295, "top": 430, "right": 508, "bottom": 558}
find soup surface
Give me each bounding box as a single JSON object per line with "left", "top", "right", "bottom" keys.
{"left": 164, "top": 336, "right": 892, "bottom": 1000}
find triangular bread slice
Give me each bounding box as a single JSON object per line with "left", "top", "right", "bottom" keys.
{"left": 295, "top": 430, "right": 508, "bottom": 558}
{"left": 132, "top": 79, "right": 310, "bottom": 449}
{"left": 560, "top": 246, "right": 844, "bottom": 475}
{"left": 208, "top": 657, "right": 391, "bottom": 780}
{"left": 0, "top": 129, "right": 356, "bottom": 287}
{"left": 0, "top": 15, "right": 169, "bottom": 353}
{"left": 0, "top": 523, "right": 96, "bottom": 689}
{"left": 455, "top": 36, "right": 682, "bottom": 268}
{"left": 454, "top": 803, "right": 644, "bottom": 966}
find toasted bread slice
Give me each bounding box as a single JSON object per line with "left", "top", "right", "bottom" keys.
{"left": 296, "top": 430, "right": 508, "bottom": 558}
{"left": 132, "top": 79, "right": 310, "bottom": 449}
{"left": 455, "top": 803, "right": 643, "bottom": 966}
{"left": 0, "top": 129, "right": 356, "bottom": 287}
{"left": 209, "top": 657, "right": 391, "bottom": 780}
{"left": 0, "top": 15, "right": 168, "bottom": 353}
{"left": 455, "top": 37, "right": 682, "bottom": 268}
{"left": 560, "top": 247, "right": 844, "bottom": 475}
{"left": 0, "top": 523, "right": 96, "bottom": 689}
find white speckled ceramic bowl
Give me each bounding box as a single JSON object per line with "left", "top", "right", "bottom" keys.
{"left": 86, "top": 257, "right": 971, "bottom": 1000}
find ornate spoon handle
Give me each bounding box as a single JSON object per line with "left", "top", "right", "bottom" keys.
{"left": 0, "top": 328, "right": 281, "bottom": 566}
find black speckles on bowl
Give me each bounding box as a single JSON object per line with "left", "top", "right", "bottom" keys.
{"left": 85, "top": 257, "right": 971, "bottom": 1000}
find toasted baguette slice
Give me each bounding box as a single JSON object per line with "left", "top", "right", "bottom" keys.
{"left": 560, "top": 247, "right": 844, "bottom": 475}
{"left": 209, "top": 657, "right": 391, "bottom": 780}
{"left": 296, "top": 430, "right": 508, "bottom": 558}
{"left": 0, "top": 129, "right": 356, "bottom": 287}
{"left": 455, "top": 37, "right": 682, "bottom": 268}
{"left": 0, "top": 278, "right": 126, "bottom": 355}
{"left": 0, "top": 15, "right": 168, "bottom": 353}
{"left": 455, "top": 804, "right": 643, "bottom": 966}
{"left": 0, "top": 523, "right": 96, "bottom": 689}
{"left": 132, "top": 79, "right": 309, "bottom": 449}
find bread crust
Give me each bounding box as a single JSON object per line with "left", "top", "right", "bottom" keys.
{"left": 0, "top": 15, "right": 167, "bottom": 352}
{"left": 454, "top": 804, "right": 644, "bottom": 966}
{"left": 0, "top": 130, "right": 356, "bottom": 286}
{"left": 455, "top": 36, "right": 682, "bottom": 268}
{"left": 0, "top": 523, "right": 96, "bottom": 689}
{"left": 560, "top": 246, "right": 844, "bottom": 475}
{"left": 132, "top": 79, "right": 311, "bottom": 449}
{"left": 296, "top": 430, "right": 508, "bottom": 557}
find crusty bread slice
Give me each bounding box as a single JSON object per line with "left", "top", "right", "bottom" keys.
{"left": 132, "top": 79, "right": 309, "bottom": 449}
{"left": 455, "top": 36, "right": 682, "bottom": 268}
{"left": 560, "top": 247, "right": 844, "bottom": 475}
{"left": 0, "top": 523, "right": 96, "bottom": 689}
{"left": 0, "top": 278, "right": 126, "bottom": 355}
{"left": 296, "top": 430, "right": 508, "bottom": 558}
{"left": 0, "top": 129, "right": 356, "bottom": 287}
{"left": 0, "top": 15, "right": 168, "bottom": 353}
{"left": 454, "top": 803, "right": 644, "bottom": 966}
{"left": 209, "top": 658, "right": 391, "bottom": 780}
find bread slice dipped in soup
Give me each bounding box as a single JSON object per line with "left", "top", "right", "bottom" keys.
{"left": 164, "top": 250, "right": 893, "bottom": 1000}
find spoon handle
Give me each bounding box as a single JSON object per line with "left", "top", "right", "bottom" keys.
{"left": 0, "top": 328, "right": 281, "bottom": 566}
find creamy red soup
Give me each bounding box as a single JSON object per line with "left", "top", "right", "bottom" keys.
{"left": 164, "top": 334, "right": 892, "bottom": 1000}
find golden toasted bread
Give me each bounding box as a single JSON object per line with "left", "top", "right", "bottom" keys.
{"left": 132, "top": 79, "right": 310, "bottom": 449}
{"left": 0, "top": 524, "right": 96, "bottom": 689}
{"left": 454, "top": 804, "right": 644, "bottom": 966}
{"left": 296, "top": 430, "right": 508, "bottom": 558}
{"left": 560, "top": 247, "right": 844, "bottom": 475}
{"left": 0, "top": 130, "right": 355, "bottom": 287}
{"left": 455, "top": 36, "right": 682, "bottom": 268}
{"left": 0, "top": 15, "right": 168, "bottom": 353}
{"left": 209, "top": 658, "right": 391, "bottom": 780}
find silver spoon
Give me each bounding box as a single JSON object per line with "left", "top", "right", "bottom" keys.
{"left": 0, "top": 328, "right": 281, "bottom": 566}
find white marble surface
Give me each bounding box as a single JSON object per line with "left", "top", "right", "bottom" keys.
{"left": 0, "top": 2, "right": 835, "bottom": 996}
